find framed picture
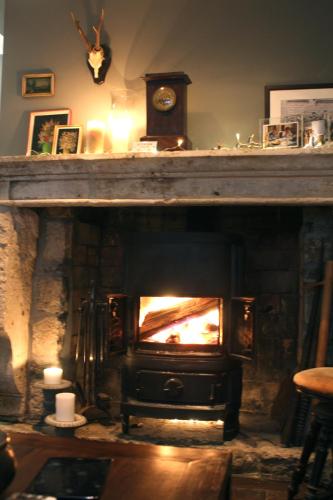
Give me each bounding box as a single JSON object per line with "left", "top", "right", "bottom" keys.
{"left": 52, "top": 125, "right": 83, "bottom": 154}
{"left": 22, "top": 73, "right": 55, "bottom": 97}
{"left": 265, "top": 83, "right": 333, "bottom": 145}
{"left": 262, "top": 121, "right": 299, "bottom": 149}
{"left": 26, "top": 109, "right": 71, "bottom": 156}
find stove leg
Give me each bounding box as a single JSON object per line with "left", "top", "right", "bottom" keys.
{"left": 223, "top": 404, "right": 240, "bottom": 441}
{"left": 122, "top": 414, "right": 130, "bottom": 434}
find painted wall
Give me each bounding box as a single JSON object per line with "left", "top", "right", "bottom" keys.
{"left": 0, "top": 0, "right": 5, "bottom": 111}
{"left": 0, "top": 0, "right": 333, "bottom": 155}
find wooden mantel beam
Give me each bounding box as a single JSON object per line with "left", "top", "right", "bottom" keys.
{"left": 0, "top": 149, "right": 333, "bottom": 206}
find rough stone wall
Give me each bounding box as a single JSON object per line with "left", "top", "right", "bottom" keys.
{"left": 213, "top": 207, "right": 301, "bottom": 413}
{"left": 28, "top": 208, "right": 73, "bottom": 418}
{"left": 301, "top": 207, "right": 333, "bottom": 365}
{"left": 0, "top": 207, "right": 38, "bottom": 418}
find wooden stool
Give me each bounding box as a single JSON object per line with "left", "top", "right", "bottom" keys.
{"left": 288, "top": 368, "right": 333, "bottom": 500}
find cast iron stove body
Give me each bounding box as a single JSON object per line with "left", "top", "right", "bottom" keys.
{"left": 120, "top": 233, "right": 254, "bottom": 440}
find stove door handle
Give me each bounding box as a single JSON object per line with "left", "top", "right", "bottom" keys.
{"left": 163, "top": 377, "right": 184, "bottom": 396}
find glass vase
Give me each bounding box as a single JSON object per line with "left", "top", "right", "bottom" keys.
{"left": 108, "top": 90, "right": 135, "bottom": 153}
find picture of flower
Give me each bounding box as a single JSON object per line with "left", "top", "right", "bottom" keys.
{"left": 26, "top": 109, "right": 71, "bottom": 156}
{"left": 38, "top": 119, "right": 59, "bottom": 145}
{"left": 59, "top": 131, "right": 78, "bottom": 153}
{"left": 52, "top": 125, "right": 82, "bottom": 155}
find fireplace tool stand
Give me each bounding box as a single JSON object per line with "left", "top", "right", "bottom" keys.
{"left": 74, "top": 284, "right": 113, "bottom": 425}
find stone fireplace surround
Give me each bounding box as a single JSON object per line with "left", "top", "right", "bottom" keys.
{"left": 1, "top": 149, "right": 333, "bottom": 422}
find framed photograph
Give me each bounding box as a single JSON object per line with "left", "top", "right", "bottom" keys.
{"left": 262, "top": 121, "right": 299, "bottom": 149}
{"left": 26, "top": 109, "right": 71, "bottom": 156}
{"left": 52, "top": 125, "right": 83, "bottom": 154}
{"left": 22, "top": 73, "right": 55, "bottom": 97}
{"left": 265, "top": 83, "right": 333, "bottom": 145}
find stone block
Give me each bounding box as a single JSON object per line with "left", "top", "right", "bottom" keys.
{"left": 0, "top": 393, "right": 24, "bottom": 417}
{"left": 87, "top": 246, "right": 99, "bottom": 267}
{"left": 248, "top": 249, "right": 296, "bottom": 271}
{"left": 33, "top": 276, "right": 65, "bottom": 315}
{"left": 31, "top": 316, "right": 65, "bottom": 366}
{"left": 0, "top": 208, "right": 38, "bottom": 418}
{"left": 73, "top": 245, "right": 88, "bottom": 265}
{"left": 73, "top": 266, "right": 98, "bottom": 288}
{"left": 76, "top": 222, "right": 100, "bottom": 246}
{"left": 257, "top": 271, "right": 298, "bottom": 294}
{"left": 100, "top": 266, "right": 123, "bottom": 288}
{"left": 42, "top": 221, "right": 67, "bottom": 263}
{"left": 100, "top": 246, "right": 123, "bottom": 266}
{"left": 102, "top": 232, "right": 121, "bottom": 246}
{"left": 241, "top": 383, "right": 265, "bottom": 412}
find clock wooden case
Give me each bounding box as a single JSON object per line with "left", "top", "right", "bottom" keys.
{"left": 141, "top": 72, "right": 192, "bottom": 150}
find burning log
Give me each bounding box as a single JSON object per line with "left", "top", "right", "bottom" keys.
{"left": 140, "top": 298, "right": 219, "bottom": 340}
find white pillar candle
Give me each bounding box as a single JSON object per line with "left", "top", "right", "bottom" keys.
{"left": 43, "top": 367, "right": 63, "bottom": 385}
{"left": 312, "top": 120, "right": 326, "bottom": 136}
{"left": 55, "top": 392, "right": 75, "bottom": 422}
{"left": 86, "top": 120, "right": 105, "bottom": 154}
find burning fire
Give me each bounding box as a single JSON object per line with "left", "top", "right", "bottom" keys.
{"left": 139, "top": 297, "right": 190, "bottom": 327}
{"left": 139, "top": 296, "right": 221, "bottom": 345}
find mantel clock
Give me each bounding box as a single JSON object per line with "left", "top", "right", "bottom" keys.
{"left": 141, "top": 72, "right": 192, "bottom": 150}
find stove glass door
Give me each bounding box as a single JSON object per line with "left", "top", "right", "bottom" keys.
{"left": 138, "top": 297, "right": 222, "bottom": 345}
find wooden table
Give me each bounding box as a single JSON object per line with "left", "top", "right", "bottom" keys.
{"left": 3, "top": 432, "right": 231, "bottom": 499}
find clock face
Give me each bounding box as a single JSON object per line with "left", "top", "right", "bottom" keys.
{"left": 152, "top": 86, "right": 177, "bottom": 112}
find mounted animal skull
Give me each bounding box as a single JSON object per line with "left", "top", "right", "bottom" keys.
{"left": 71, "top": 9, "right": 111, "bottom": 85}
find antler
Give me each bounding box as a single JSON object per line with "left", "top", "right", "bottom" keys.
{"left": 70, "top": 11, "right": 92, "bottom": 52}
{"left": 92, "top": 8, "right": 105, "bottom": 50}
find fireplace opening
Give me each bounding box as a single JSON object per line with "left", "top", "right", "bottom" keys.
{"left": 1, "top": 204, "right": 309, "bottom": 443}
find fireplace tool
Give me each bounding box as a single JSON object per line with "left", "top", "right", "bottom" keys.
{"left": 74, "top": 283, "right": 113, "bottom": 424}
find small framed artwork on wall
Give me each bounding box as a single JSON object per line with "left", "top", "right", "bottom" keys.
{"left": 22, "top": 73, "right": 55, "bottom": 97}
{"left": 52, "top": 125, "right": 83, "bottom": 154}
{"left": 26, "top": 109, "right": 71, "bottom": 155}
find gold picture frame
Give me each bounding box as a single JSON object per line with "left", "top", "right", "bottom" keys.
{"left": 22, "top": 73, "right": 55, "bottom": 97}
{"left": 26, "top": 109, "right": 71, "bottom": 156}
{"left": 52, "top": 125, "right": 83, "bottom": 154}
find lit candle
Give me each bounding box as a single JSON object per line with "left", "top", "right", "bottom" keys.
{"left": 43, "top": 367, "right": 63, "bottom": 385}
{"left": 108, "top": 113, "right": 133, "bottom": 153}
{"left": 55, "top": 392, "right": 75, "bottom": 421}
{"left": 86, "top": 120, "right": 105, "bottom": 154}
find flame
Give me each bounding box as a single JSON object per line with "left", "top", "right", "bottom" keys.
{"left": 139, "top": 297, "right": 191, "bottom": 326}
{"left": 139, "top": 296, "right": 221, "bottom": 345}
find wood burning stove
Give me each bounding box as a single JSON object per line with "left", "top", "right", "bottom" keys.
{"left": 120, "top": 232, "right": 255, "bottom": 440}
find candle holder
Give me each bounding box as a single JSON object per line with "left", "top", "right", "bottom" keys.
{"left": 108, "top": 89, "right": 136, "bottom": 153}
{"left": 45, "top": 413, "right": 87, "bottom": 437}
{"left": 86, "top": 120, "right": 106, "bottom": 154}
{"left": 42, "top": 388, "right": 87, "bottom": 437}
{"left": 34, "top": 380, "right": 73, "bottom": 435}
{"left": 37, "top": 379, "right": 72, "bottom": 417}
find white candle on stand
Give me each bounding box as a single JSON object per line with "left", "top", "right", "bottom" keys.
{"left": 43, "top": 367, "right": 63, "bottom": 385}
{"left": 55, "top": 392, "right": 75, "bottom": 421}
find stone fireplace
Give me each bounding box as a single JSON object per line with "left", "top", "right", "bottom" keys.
{"left": 1, "top": 150, "right": 333, "bottom": 434}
